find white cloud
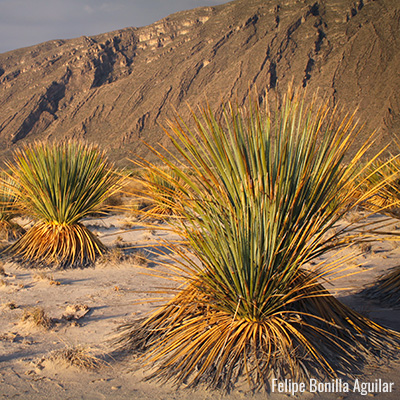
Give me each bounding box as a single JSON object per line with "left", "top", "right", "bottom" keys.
{"left": 84, "top": 5, "right": 95, "bottom": 14}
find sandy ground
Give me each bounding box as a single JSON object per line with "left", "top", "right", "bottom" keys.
{"left": 1, "top": 212, "right": 400, "bottom": 400}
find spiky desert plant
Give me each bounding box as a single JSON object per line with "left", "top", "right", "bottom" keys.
{"left": 0, "top": 172, "right": 24, "bottom": 240}
{"left": 4, "top": 141, "right": 123, "bottom": 268}
{"left": 115, "top": 89, "right": 400, "bottom": 391}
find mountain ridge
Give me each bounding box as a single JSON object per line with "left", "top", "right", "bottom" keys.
{"left": 0, "top": 0, "right": 399, "bottom": 165}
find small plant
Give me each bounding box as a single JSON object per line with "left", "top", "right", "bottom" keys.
{"left": 114, "top": 236, "right": 126, "bottom": 248}
{"left": 358, "top": 242, "right": 372, "bottom": 254}
{"left": 50, "top": 345, "right": 105, "bottom": 370}
{"left": 3, "top": 141, "right": 123, "bottom": 268}
{"left": 131, "top": 249, "right": 148, "bottom": 267}
{"left": 21, "top": 307, "right": 52, "bottom": 329}
{"left": 115, "top": 87, "right": 400, "bottom": 391}
{"left": 97, "top": 247, "right": 125, "bottom": 265}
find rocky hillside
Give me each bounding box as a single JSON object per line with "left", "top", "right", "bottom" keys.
{"left": 0, "top": 0, "right": 399, "bottom": 165}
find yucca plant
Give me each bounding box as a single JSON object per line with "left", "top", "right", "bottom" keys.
{"left": 3, "top": 141, "right": 123, "bottom": 268}
{"left": 0, "top": 172, "right": 24, "bottom": 240}
{"left": 115, "top": 88, "right": 400, "bottom": 390}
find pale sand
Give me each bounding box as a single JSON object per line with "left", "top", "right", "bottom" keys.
{"left": 1, "top": 212, "right": 400, "bottom": 399}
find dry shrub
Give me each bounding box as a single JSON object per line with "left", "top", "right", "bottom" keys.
{"left": 131, "top": 249, "right": 148, "bottom": 267}
{"left": 50, "top": 345, "right": 106, "bottom": 370}
{"left": 97, "top": 248, "right": 125, "bottom": 265}
{"left": 21, "top": 307, "right": 52, "bottom": 329}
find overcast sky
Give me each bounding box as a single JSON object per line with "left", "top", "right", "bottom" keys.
{"left": 0, "top": 0, "right": 229, "bottom": 54}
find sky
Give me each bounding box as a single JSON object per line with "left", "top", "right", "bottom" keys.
{"left": 0, "top": 0, "right": 229, "bottom": 54}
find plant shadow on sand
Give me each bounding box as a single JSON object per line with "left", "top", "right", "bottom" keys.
{"left": 337, "top": 292, "right": 400, "bottom": 332}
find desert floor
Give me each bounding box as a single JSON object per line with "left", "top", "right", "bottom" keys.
{"left": 1, "top": 211, "right": 400, "bottom": 399}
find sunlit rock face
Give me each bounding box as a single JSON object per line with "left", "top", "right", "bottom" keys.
{"left": 0, "top": 0, "right": 399, "bottom": 165}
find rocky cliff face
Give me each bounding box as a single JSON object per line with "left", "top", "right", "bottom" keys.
{"left": 0, "top": 0, "right": 399, "bottom": 165}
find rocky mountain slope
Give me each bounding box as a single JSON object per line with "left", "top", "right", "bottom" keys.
{"left": 0, "top": 0, "right": 399, "bottom": 165}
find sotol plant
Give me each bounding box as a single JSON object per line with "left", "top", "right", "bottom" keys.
{"left": 115, "top": 88, "right": 400, "bottom": 390}
{"left": 3, "top": 141, "right": 123, "bottom": 268}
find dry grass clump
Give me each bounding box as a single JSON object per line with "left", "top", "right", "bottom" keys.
{"left": 61, "top": 304, "right": 90, "bottom": 321}
{"left": 115, "top": 87, "right": 400, "bottom": 391}
{"left": 117, "top": 175, "right": 153, "bottom": 216}
{"left": 358, "top": 242, "right": 373, "bottom": 255}
{"left": 49, "top": 345, "right": 106, "bottom": 370}
{"left": 97, "top": 247, "right": 126, "bottom": 265}
{"left": 131, "top": 249, "right": 148, "bottom": 267}
{"left": 21, "top": 307, "right": 52, "bottom": 329}
{"left": 97, "top": 246, "right": 149, "bottom": 267}
{"left": 122, "top": 174, "right": 146, "bottom": 196}
{"left": 114, "top": 235, "right": 130, "bottom": 248}
{"left": 100, "top": 190, "right": 126, "bottom": 210}
{"left": 0, "top": 220, "right": 25, "bottom": 241}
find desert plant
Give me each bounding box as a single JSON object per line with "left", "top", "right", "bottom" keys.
{"left": 50, "top": 345, "right": 105, "bottom": 369}
{"left": 0, "top": 172, "right": 24, "bottom": 240}
{"left": 21, "top": 306, "right": 52, "bottom": 329}
{"left": 3, "top": 141, "right": 123, "bottom": 268}
{"left": 115, "top": 88, "right": 400, "bottom": 391}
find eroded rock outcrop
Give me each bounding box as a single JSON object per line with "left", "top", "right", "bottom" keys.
{"left": 0, "top": 0, "right": 399, "bottom": 164}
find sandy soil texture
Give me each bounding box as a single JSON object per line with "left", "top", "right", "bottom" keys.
{"left": 1, "top": 213, "right": 400, "bottom": 399}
